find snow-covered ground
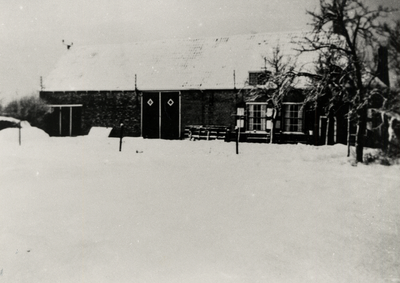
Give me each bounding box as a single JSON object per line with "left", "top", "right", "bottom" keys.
{"left": 1, "top": 128, "right": 399, "bottom": 283}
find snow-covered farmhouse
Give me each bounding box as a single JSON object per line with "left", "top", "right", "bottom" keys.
{"left": 40, "top": 32, "right": 327, "bottom": 143}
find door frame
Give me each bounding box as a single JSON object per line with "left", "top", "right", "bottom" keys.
{"left": 141, "top": 91, "right": 181, "bottom": 139}
{"left": 48, "top": 104, "right": 82, "bottom": 136}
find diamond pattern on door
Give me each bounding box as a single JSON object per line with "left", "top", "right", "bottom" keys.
{"left": 142, "top": 93, "right": 160, "bottom": 138}
{"left": 167, "top": 99, "right": 174, "bottom": 106}
{"left": 161, "top": 93, "right": 180, "bottom": 139}
{"left": 142, "top": 92, "right": 180, "bottom": 139}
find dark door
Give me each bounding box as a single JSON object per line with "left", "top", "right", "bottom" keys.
{"left": 61, "top": 107, "right": 70, "bottom": 136}
{"left": 320, "top": 116, "right": 327, "bottom": 145}
{"left": 71, "top": 107, "right": 82, "bottom": 136}
{"left": 45, "top": 106, "right": 82, "bottom": 137}
{"left": 161, "top": 92, "right": 180, "bottom": 139}
{"left": 47, "top": 107, "right": 60, "bottom": 136}
{"left": 142, "top": 92, "right": 160, "bottom": 138}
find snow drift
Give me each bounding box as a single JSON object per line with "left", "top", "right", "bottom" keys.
{"left": 0, "top": 126, "right": 49, "bottom": 144}
{"left": 0, "top": 137, "right": 399, "bottom": 283}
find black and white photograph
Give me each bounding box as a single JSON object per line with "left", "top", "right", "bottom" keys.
{"left": 1, "top": 0, "right": 399, "bottom": 282}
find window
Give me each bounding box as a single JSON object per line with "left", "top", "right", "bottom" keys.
{"left": 247, "top": 103, "right": 276, "bottom": 132}
{"left": 247, "top": 104, "right": 266, "bottom": 131}
{"left": 248, "top": 71, "right": 271, "bottom": 86}
{"left": 283, "top": 103, "right": 303, "bottom": 132}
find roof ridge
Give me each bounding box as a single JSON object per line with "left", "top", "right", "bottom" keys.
{"left": 73, "top": 30, "right": 314, "bottom": 49}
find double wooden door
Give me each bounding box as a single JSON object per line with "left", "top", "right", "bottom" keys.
{"left": 142, "top": 92, "right": 180, "bottom": 139}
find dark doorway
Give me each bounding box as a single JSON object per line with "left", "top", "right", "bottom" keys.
{"left": 46, "top": 105, "right": 82, "bottom": 136}
{"left": 71, "top": 107, "right": 82, "bottom": 136}
{"left": 161, "top": 92, "right": 180, "bottom": 139}
{"left": 142, "top": 92, "right": 180, "bottom": 139}
{"left": 47, "top": 107, "right": 60, "bottom": 136}
{"left": 142, "top": 92, "right": 160, "bottom": 138}
{"left": 319, "top": 116, "right": 327, "bottom": 145}
{"left": 61, "top": 107, "right": 70, "bottom": 136}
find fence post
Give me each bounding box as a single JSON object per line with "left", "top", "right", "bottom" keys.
{"left": 19, "top": 121, "right": 21, "bottom": 146}
{"left": 236, "top": 126, "right": 240, "bottom": 154}
{"left": 119, "top": 122, "right": 124, "bottom": 152}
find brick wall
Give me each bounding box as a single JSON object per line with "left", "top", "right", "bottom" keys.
{"left": 181, "top": 89, "right": 237, "bottom": 130}
{"left": 41, "top": 89, "right": 238, "bottom": 138}
{"left": 40, "top": 91, "right": 141, "bottom": 136}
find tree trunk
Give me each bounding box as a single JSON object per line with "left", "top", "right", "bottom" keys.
{"left": 314, "top": 103, "right": 319, "bottom": 146}
{"left": 347, "top": 106, "right": 351, "bottom": 157}
{"left": 269, "top": 119, "right": 274, "bottom": 144}
{"left": 382, "top": 113, "right": 389, "bottom": 153}
{"left": 355, "top": 107, "right": 368, "bottom": 163}
{"left": 325, "top": 115, "right": 330, "bottom": 146}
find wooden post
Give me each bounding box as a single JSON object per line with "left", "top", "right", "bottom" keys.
{"left": 59, "top": 107, "right": 62, "bottom": 136}
{"left": 269, "top": 119, "right": 274, "bottom": 144}
{"left": 19, "top": 122, "right": 21, "bottom": 146}
{"left": 119, "top": 122, "right": 124, "bottom": 152}
{"left": 236, "top": 126, "right": 240, "bottom": 154}
{"left": 232, "top": 112, "right": 244, "bottom": 154}
{"left": 233, "top": 70, "right": 236, "bottom": 90}
{"left": 268, "top": 107, "right": 276, "bottom": 144}
{"left": 159, "top": 92, "right": 161, "bottom": 139}
{"left": 69, "top": 107, "right": 72, "bottom": 136}
{"left": 314, "top": 102, "right": 319, "bottom": 145}
{"left": 325, "top": 115, "right": 330, "bottom": 145}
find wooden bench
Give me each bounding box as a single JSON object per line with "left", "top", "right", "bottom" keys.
{"left": 185, "top": 125, "right": 228, "bottom": 141}
{"left": 244, "top": 131, "right": 271, "bottom": 143}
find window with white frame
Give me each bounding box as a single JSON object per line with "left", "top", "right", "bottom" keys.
{"left": 283, "top": 103, "right": 303, "bottom": 132}
{"left": 247, "top": 104, "right": 266, "bottom": 131}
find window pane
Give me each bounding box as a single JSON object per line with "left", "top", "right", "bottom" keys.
{"left": 247, "top": 103, "right": 269, "bottom": 131}
{"left": 283, "top": 104, "right": 303, "bottom": 132}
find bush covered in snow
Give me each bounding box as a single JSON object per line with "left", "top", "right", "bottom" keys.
{"left": 1, "top": 95, "right": 50, "bottom": 129}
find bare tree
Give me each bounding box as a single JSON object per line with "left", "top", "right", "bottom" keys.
{"left": 302, "top": 48, "right": 354, "bottom": 147}
{"left": 374, "top": 20, "right": 400, "bottom": 155}
{"left": 246, "top": 45, "right": 296, "bottom": 143}
{"left": 267, "top": 46, "right": 297, "bottom": 143}
{"left": 384, "top": 20, "right": 400, "bottom": 88}
{"left": 3, "top": 95, "right": 50, "bottom": 129}
{"left": 301, "top": 0, "right": 395, "bottom": 162}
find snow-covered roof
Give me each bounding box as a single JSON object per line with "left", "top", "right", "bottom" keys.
{"left": 0, "top": 116, "right": 31, "bottom": 129}
{"left": 43, "top": 31, "right": 320, "bottom": 92}
{"left": 0, "top": 116, "right": 20, "bottom": 124}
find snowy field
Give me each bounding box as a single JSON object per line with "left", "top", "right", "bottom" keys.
{"left": 1, "top": 127, "right": 399, "bottom": 283}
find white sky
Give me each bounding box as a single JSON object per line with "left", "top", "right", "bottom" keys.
{"left": 0, "top": 0, "right": 399, "bottom": 103}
